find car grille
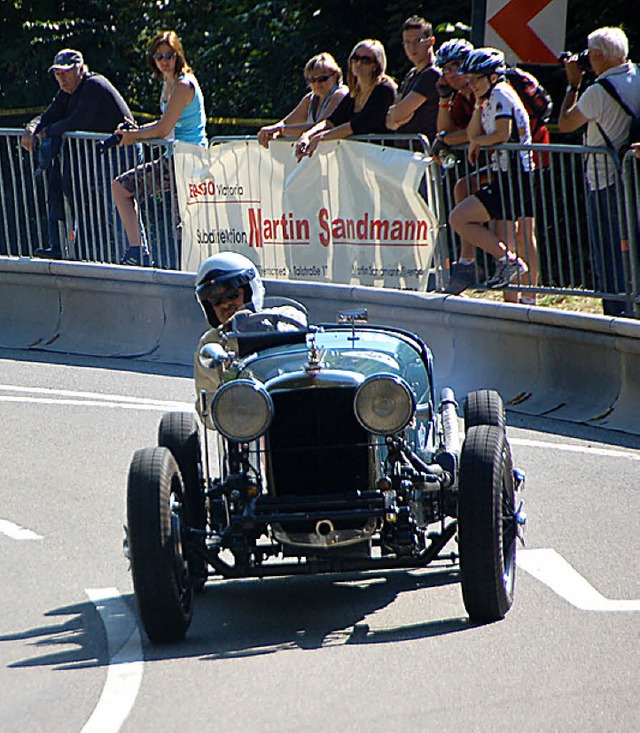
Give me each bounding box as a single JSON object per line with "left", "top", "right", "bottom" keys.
{"left": 266, "top": 386, "right": 370, "bottom": 497}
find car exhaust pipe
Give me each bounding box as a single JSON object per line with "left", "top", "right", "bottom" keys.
{"left": 315, "top": 519, "right": 335, "bottom": 539}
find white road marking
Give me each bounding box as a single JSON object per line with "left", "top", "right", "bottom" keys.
{"left": 82, "top": 588, "right": 144, "bottom": 733}
{"left": 0, "top": 384, "right": 193, "bottom": 412}
{"left": 0, "top": 518, "right": 43, "bottom": 540}
{"left": 510, "top": 437, "right": 640, "bottom": 461}
{"left": 517, "top": 548, "right": 640, "bottom": 611}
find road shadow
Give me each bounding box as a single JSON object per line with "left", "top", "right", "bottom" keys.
{"left": 0, "top": 565, "right": 475, "bottom": 669}
{"left": 0, "top": 599, "right": 109, "bottom": 671}
{"left": 147, "top": 564, "right": 472, "bottom": 662}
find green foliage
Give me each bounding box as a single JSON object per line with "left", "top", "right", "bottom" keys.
{"left": 1, "top": 0, "right": 637, "bottom": 133}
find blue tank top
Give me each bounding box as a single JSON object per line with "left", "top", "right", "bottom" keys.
{"left": 161, "top": 72, "right": 207, "bottom": 147}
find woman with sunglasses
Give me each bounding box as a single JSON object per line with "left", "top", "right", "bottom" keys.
{"left": 295, "top": 40, "right": 396, "bottom": 161}
{"left": 111, "top": 30, "right": 207, "bottom": 266}
{"left": 258, "top": 53, "right": 347, "bottom": 148}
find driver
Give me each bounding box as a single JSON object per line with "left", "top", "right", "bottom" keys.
{"left": 193, "top": 252, "right": 306, "bottom": 419}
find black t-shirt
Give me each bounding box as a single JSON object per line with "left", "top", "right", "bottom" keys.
{"left": 34, "top": 72, "right": 132, "bottom": 136}
{"left": 329, "top": 78, "right": 396, "bottom": 135}
{"left": 397, "top": 64, "right": 441, "bottom": 142}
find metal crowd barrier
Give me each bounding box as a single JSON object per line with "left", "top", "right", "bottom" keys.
{"left": 1, "top": 127, "right": 639, "bottom": 317}
{"left": 0, "top": 129, "right": 178, "bottom": 268}
{"left": 438, "top": 142, "right": 640, "bottom": 315}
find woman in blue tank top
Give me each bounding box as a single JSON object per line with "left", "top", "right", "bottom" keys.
{"left": 112, "top": 30, "right": 207, "bottom": 265}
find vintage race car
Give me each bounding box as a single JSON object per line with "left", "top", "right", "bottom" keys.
{"left": 125, "top": 307, "right": 526, "bottom": 643}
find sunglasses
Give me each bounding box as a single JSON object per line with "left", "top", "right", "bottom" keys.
{"left": 153, "top": 51, "right": 176, "bottom": 61}
{"left": 351, "top": 54, "right": 375, "bottom": 65}
{"left": 442, "top": 63, "right": 461, "bottom": 75}
{"left": 307, "top": 73, "right": 333, "bottom": 84}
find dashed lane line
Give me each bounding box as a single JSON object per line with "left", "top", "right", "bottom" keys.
{"left": 0, "top": 519, "right": 43, "bottom": 540}
{"left": 517, "top": 548, "right": 640, "bottom": 611}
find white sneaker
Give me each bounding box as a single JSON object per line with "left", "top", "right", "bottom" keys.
{"left": 487, "top": 258, "right": 528, "bottom": 289}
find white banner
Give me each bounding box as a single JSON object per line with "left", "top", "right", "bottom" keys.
{"left": 174, "top": 138, "right": 439, "bottom": 290}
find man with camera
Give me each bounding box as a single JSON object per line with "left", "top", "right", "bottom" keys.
{"left": 21, "top": 49, "right": 134, "bottom": 260}
{"left": 558, "top": 27, "right": 640, "bottom": 316}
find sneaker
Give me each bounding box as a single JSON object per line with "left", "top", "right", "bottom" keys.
{"left": 33, "top": 247, "right": 62, "bottom": 260}
{"left": 443, "top": 262, "right": 485, "bottom": 295}
{"left": 121, "top": 246, "right": 153, "bottom": 267}
{"left": 487, "top": 258, "right": 528, "bottom": 289}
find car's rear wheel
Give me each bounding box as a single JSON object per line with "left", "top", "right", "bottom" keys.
{"left": 127, "top": 446, "right": 193, "bottom": 642}
{"left": 464, "top": 389, "right": 506, "bottom": 431}
{"left": 158, "top": 412, "right": 207, "bottom": 588}
{"left": 458, "top": 425, "right": 516, "bottom": 622}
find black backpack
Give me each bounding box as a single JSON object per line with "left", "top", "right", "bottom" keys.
{"left": 505, "top": 67, "right": 553, "bottom": 133}
{"left": 595, "top": 73, "right": 640, "bottom": 161}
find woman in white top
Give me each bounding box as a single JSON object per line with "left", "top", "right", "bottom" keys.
{"left": 258, "top": 53, "right": 348, "bottom": 147}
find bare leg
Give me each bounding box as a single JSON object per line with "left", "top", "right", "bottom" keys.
{"left": 453, "top": 177, "right": 476, "bottom": 261}
{"left": 449, "top": 196, "right": 514, "bottom": 260}
{"left": 112, "top": 180, "right": 142, "bottom": 247}
{"left": 515, "top": 216, "right": 538, "bottom": 302}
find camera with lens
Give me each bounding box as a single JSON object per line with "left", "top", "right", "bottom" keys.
{"left": 96, "top": 119, "right": 137, "bottom": 153}
{"left": 558, "top": 50, "right": 590, "bottom": 72}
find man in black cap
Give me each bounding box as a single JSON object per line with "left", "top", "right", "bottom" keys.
{"left": 21, "top": 49, "right": 135, "bottom": 260}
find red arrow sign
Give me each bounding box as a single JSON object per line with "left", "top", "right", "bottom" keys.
{"left": 489, "top": 0, "right": 558, "bottom": 64}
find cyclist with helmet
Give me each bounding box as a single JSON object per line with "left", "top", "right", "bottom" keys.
{"left": 435, "top": 38, "right": 475, "bottom": 148}
{"left": 447, "top": 47, "right": 534, "bottom": 291}
{"left": 193, "top": 252, "right": 307, "bottom": 421}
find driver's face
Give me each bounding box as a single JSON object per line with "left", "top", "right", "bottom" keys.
{"left": 212, "top": 287, "right": 246, "bottom": 324}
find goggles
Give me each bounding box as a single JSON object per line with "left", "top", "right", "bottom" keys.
{"left": 198, "top": 282, "right": 244, "bottom": 307}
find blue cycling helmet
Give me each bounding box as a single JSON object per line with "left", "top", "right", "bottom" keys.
{"left": 435, "top": 39, "right": 474, "bottom": 68}
{"left": 458, "top": 47, "right": 506, "bottom": 77}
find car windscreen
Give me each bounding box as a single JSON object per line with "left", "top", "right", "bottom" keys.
{"left": 237, "top": 329, "right": 431, "bottom": 401}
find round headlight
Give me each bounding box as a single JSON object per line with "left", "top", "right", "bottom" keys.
{"left": 212, "top": 380, "right": 273, "bottom": 442}
{"left": 354, "top": 375, "right": 415, "bottom": 435}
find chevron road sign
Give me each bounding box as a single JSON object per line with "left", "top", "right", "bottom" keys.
{"left": 484, "top": 0, "right": 568, "bottom": 65}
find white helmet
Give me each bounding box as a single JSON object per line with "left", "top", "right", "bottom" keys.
{"left": 195, "top": 252, "right": 265, "bottom": 327}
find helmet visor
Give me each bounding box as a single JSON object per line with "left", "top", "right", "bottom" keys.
{"left": 197, "top": 282, "right": 244, "bottom": 306}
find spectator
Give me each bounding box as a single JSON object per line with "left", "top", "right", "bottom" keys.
{"left": 386, "top": 15, "right": 441, "bottom": 144}
{"left": 257, "top": 53, "right": 348, "bottom": 148}
{"left": 438, "top": 40, "right": 540, "bottom": 303}
{"left": 294, "top": 39, "right": 396, "bottom": 161}
{"left": 448, "top": 48, "right": 532, "bottom": 291}
{"left": 21, "top": 48, "right": 134, "bottom": 260}
{"left": 558, "top": 26, "right": 640, "bottom": 316}
{"left": 112, "top": 30, "right": 207, "bottom": 267}
{"left": 434, "top": 39, "right": 475, "bottom": 147}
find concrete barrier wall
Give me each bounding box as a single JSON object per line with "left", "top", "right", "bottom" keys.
{"left": 2, "top": 256, "right": 639, "bottom": 435}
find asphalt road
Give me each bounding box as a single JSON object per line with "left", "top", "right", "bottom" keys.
{"left": 1, "top": 349, "right": 638, "bottom": 733}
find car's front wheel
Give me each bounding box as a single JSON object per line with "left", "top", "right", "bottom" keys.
{"left": 127, "top": 446, "right": 193, "bottom": 642}
{"left": 458, "top": 424, "right": 516, "bottom": 622}
{"left": 158, "top": 412, "right": 207, "bottom": 588}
